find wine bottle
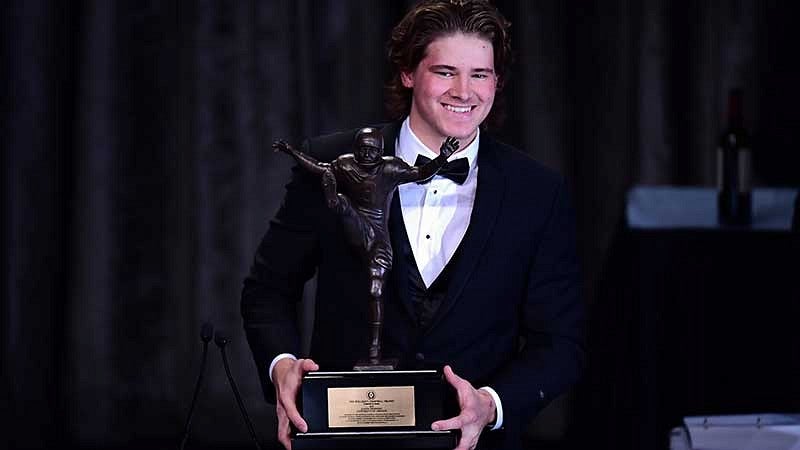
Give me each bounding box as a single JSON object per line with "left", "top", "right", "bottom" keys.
{"left": 717, "top": 88, "right": 752, "bottom": 225}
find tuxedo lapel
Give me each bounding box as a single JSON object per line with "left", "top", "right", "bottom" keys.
{"left": 426, "top": 136, "right": 506, "bottom": 332}
{"left": 381, "top": 122, "right": 419, "bottom": 321}
{"left": 389, "top": 192, "right": 418, "bottom": 321}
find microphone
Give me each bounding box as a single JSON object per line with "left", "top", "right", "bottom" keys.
{"left": 215, "top": 331, "right": 263, "bottom": 450}
{"left": 179, "top": 322, "right": 215, "bottom": 450}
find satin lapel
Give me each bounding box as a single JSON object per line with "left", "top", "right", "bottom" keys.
{"left": 382, "top": 121, "right": 418, "bottom": 321}
{"left": 426, "top": 136, "right": 506, "bottom": 332}
{"left": 389, "top": 191, "right": 417, "bottom": 321}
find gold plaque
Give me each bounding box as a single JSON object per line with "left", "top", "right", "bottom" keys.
{"left": 327, "top": 386, "right": 415, "bottom": 428}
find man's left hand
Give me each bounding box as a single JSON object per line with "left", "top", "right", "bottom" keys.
{"left": 431, "top": 365, "right": 496, "bottom": 450}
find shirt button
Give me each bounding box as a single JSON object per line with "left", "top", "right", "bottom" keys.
{"left": 415, "top": 352, "right": 425, "bottom": 361}
{"left": 425, "top": 234, "right": 430, "bottom": 239}
{"left": 433, "top": 190, "right": 437, "bottom": 194}
{"left": 539, "top": 390, "right": 545, "bottom": 399}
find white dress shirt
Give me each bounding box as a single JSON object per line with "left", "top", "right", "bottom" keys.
{"left": 395, "top": 118, "right": 479, "bottom": 287}
{"left": 270, "top": 118, "right": 503, "bottom": 430}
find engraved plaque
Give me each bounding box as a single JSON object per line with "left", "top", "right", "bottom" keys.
{"left": 295, "top": 370, "right": 457, "bottom": 448}
{"left": 327, "top": 386, "right": 415, "bottom": 428}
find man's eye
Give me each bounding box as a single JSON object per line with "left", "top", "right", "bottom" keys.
{"left": 435, "top": 71, "right": 455, "bottom": 77}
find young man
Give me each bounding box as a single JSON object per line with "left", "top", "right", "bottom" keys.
{"left": 241, "top": 1, "right": 585, "bottom": 449}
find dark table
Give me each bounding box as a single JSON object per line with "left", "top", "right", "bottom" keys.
{"left": 581, "top": 186, "right": 799, "bottom": 450}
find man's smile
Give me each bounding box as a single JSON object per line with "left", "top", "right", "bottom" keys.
{"left": 442, "top": 103, "right": 476, "bottom": 114}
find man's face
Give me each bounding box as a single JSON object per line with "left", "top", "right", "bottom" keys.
{"left": 401, "top": 33, "right": 497, "bottom": 152}
{"left": 355, "top": 144, "right": 382, "bottom": 165}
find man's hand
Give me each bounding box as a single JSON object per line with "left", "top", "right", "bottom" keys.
{"left": 272, "top": 358, "right": 319, "bottom": 450}
{"left": 431, "top": 365, "right": 496, "bottom": 450}
{"left": 439, "top": 136, "right": 459, "bottom": 158}
{"left": 272, "top": 140, "right": 295, "bottom": 155}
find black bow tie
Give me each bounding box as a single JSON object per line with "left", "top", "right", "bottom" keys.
{"left": 414, "top": 154, "right": 469, "bottom": 185}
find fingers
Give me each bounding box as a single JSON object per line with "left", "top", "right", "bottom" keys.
{"left": 280, "top": 390, "right": 308, "bottom": 432}
{"left": 299, "top": 358, "right": 319, "bottom": 372}
{"left": 433, "top": 366, "right": 470, "bottom": 431}
{"left": 445, "top": 136, "right": 459, "bottom": 149}
{"left": 440, "top": 136, "right": 457, "bottom": 155}
{"left": 434, "top": 366, "right": 486, "bottom": 449}
{"left": 431, "top": 415, "right": 463, "bottom": 431}
{"left": 443, "top": 137, "right": 459, "bottom": 158}
{"left": 276, "top": 358, "right": 319, "bottom": 434}
{"left": 433, "top": 414, "right": 480, "bottom": 450}
{"left": 276, "top": 403, "right": 293, "bottom": 450}
{"left": 433, "top": 415, "right": 477, "bottom": 450}
{"left": 443, "top": 365, "right": 469, "bottom": 392}
{"left": 449, "top": 136, "right": 460, "bottom": 150}
{"left": 272, "top": 140, "right": 291, "bottom": 153}
{"left": 282, "top": 359, "right": 318, "bottom": 431}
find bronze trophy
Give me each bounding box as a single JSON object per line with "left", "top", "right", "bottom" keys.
{"left": 273, "top": 128, "right": 459, "bottom": 449}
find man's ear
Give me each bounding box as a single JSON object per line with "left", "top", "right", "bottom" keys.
{"left": 400, "top": 72, "right": 414, "bottom": 88}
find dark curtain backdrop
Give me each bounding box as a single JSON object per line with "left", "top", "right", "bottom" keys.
{"left": 3, "top": 1, "right": 798, "bottom": 449}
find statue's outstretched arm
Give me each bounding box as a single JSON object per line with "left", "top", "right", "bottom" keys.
{"left": 272, "top": 140, "right": 330, "bottom": 176}
{"left": 398, "top": 136, "right": 460, "bottom": 183}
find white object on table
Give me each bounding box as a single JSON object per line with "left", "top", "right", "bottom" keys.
{"left": 670, "top": 413, "right": 800, "bottom": 450}
{"left": 626, "top": 186, "right": 796, "bottom": 230}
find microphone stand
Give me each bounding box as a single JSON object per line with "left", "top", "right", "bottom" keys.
{"left": 179, "top": 322, "right": 214, "bottom": 450}
{"left": 215, "top": 332, "right": 263, "bottom": 450}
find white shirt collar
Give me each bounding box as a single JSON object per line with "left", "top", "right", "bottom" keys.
{"left": 396, "top": 117, "right": 479, "bottom": 169}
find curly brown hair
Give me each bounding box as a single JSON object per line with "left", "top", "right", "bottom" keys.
{"left": 385, "top": 0, "right": 512, "bottom": 128}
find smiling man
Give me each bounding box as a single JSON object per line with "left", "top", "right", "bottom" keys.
{"left": 401, "top": 32, "right": 497, "bottom": 151}
{"left": 242, "top": 1, "right": 585, "bottom": 450}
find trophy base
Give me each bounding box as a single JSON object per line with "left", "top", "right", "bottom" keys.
{"left": 293, "top": 430, "right": 457, "bottom": 449}
{"left": 294, "top": 368, "right": 457, "bottom": 449}
{"left": 353, "top": 358, "right": 399, "bottom": 371}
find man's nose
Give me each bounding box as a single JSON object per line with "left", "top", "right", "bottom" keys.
{"left": 448, "top": 75, "right": 471, "bottom": 100}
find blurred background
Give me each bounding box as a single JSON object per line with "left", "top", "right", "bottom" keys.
{"left": 3, "top": 1, "right": 798, "bottom": 449}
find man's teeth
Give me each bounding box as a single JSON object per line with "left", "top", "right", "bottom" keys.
{"left": 443, "top": 104, "right": 472, "bottom": 113}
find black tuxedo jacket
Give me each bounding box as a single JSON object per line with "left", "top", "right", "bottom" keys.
{"left": 242, "top": 122, "right": 585, "bottom": 448}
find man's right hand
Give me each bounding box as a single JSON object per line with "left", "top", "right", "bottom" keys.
{"left": 272, "top": 358, "right": 319, "bottom": 450}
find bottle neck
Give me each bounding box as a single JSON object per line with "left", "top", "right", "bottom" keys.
{"left": 727, "top": 88, "right": 744, "bottom": 129}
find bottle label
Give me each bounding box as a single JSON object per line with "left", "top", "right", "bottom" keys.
{"left": 738, "top": 148, "right": 751, "bottom": 192}
{"left": 716, "top": 147, "right": 751, "bottom": 193}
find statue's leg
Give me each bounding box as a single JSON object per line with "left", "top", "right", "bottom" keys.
{"left": 368, "top": 266, "right": 386, "bottom": 362}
